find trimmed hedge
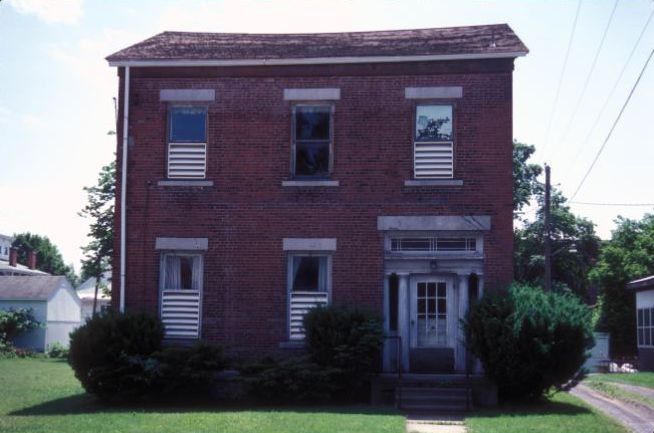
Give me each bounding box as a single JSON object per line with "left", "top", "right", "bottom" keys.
{"left": 464, "top": 283, "right": 594, "bottom": 401}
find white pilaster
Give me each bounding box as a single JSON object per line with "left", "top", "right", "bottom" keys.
{"left": 397, "top": 273, "right": 410, "bottom": 372}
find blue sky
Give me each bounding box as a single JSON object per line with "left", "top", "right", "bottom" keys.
{"left": 1, "top": 0, "right": 653, "bottom": 272}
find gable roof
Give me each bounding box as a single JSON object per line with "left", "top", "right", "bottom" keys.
{"left": 107, "top": 24, "right": 528, "bottom": 66}
{"left": 0, "top": 276, "right": 71, "bottom": 301}
{"left": 627, "top": 275, "right": 654, "bottom": 292}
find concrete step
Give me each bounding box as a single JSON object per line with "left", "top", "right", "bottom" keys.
{"left": 398, "top": 386, "right": 470, "bottom": 412}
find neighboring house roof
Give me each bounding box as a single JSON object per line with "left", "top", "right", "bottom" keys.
{"left": 0, "top": 276, "right": 72, "bottom": 301}
{"left": 106, "top": 24, "right": 528, "bottom": 65}
{"left": 0, "top": 260, "right": 48, "bottom": 276}
{"left": 76, "top": 271, "right": 111, "bottom": 301}
{"left": 627, "top": 275, "right": 654, "bottom": 292}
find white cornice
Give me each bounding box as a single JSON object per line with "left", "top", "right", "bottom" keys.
{"left": 107, "top": 51, "right": 528, "bottom": 68}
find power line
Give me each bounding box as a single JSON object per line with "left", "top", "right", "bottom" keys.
{"left": 566, "top": 7, "right": 654, "bottom": 177}
{"left": 552, "top": 0, "right": 619, "bottom": 155}
{"left": 542, "top": 0, "right": 582, "bottom": 154}
{"left": 570, "top": 43, "right": 654, "bottom": 201}
{"left": 571, "top": 201, "right": 654, "bottom": 207}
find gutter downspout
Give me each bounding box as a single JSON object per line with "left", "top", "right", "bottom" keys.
{"left": 119, "top": 66, "right": 130, "bottom": 313}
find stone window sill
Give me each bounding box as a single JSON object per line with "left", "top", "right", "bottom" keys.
{"left": 279, "top": 341, "right": 306, "bottom": 349}
{"left": 282, "top": 180, "right": 340, "bottom": 187}
{"left": 404, "top": 179, "right": 463, "bottom": 186}
{"left": 157, "top": 180, "right": 214, "bottom": 187}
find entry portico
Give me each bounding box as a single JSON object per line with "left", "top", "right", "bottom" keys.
{"left": 378, "top": 215, "right": 489, "bottom": 374}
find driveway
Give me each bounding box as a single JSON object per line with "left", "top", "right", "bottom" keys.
{"left": 570, "top": 383, "right": 654, "bottom": 433}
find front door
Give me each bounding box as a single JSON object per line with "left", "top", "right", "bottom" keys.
{"left": 409, "top": 276, "right": 455, "bottom": 373}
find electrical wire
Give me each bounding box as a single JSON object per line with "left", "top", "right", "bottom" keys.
{"left": 552, "top": 0, "right": 619, "bottom": 155}
{"left": 569, "top": 44, "right": 654, "bottom": 201}
{"left": 570, "top": 201, "right": 654, "bottom": 207}
{"left": 566, "top": 7, "right": 654, "bottom": 179}
{"left": 542, "top": 0, "right": 583, "bottom": 154}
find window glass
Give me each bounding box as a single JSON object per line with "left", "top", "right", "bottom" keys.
{"left": 163, "top": 254, "right": 201, "bottom": 290}
{"left": 294, "top": 106, "right": 331, "bottom": 177}
{"left": 296, "top": 142, "right": 330, "bottom": 176}
{"left": 170, "top": 107, "right": 207, "bottom": 142}
{"left": 291, "top": 256, "right": 327, "bottom": 292}
{"left": 295, "top": 106, "right": 330, "bottom": 140}
{"left": 646, "top": 308, "right": 651, "bottom": 327}
{"left": 415, "top": 105, "right": 452, "bottom": 142}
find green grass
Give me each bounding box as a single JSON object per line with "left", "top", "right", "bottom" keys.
{"left": 0, "top": 358, "right": 404, "bottom": 433}
{"left": 466, "top": 392, "right": 628, "bottom": 433}
{"left": 584, "top": 381, "right": 654, "bottom": 408}
{"left": 586, "top": 373, "right": 654, "bottom": 390}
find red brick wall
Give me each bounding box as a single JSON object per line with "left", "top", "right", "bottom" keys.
{"left": 112, "top": 59, "right": 515, "bottom": 358}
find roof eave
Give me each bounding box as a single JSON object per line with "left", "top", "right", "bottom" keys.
{"left": 107, "top": 51, "right": 528, "bottom": 68}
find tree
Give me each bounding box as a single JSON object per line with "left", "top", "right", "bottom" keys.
{"left": 11, "top": 233, "right": 77, "bottom": 284}
{"left": 79, "top": 160, "right": 115, "bottom": 316}
{"left": 512, "top": 141, "right": 542, "bottom": 218}
{"left": 512, "top": 141, "right": 600, "bottom": 298}
{"left": 590, "top": 214, "right": 654, "bottom": 357}
{"left": 514, "top": 189, "right": 600, "bottom": 298}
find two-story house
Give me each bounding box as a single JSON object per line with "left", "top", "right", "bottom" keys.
{"left": 107, "top": 25, "right": 527, "bottom": 375}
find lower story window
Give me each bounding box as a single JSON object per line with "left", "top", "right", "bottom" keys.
{"left": 637, "top": 307, "right": 653, "bottom": 348}
{"left": 160, "top": 253, "right": 202, "bottom": 339}
{"left": 288, "top": 255, "right": 329, "bottom": 340}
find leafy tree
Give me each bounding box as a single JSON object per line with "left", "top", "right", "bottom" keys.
{"left": 11, "top": 233, "right": 77, "bottom": 284}
{"left": 514, "top": 189, "right": 600, "bottom": 298}
{"left": 590, "top": 214, "right": 654, "bottom": 357}
{"left": 79, "top": 160, "right": 115, "bottom": 316}
{"left": 513, "top": 141, "right": 542, "bottom": 217}
{"left": 512, "top": 141, "right": 600, "bottom": 298}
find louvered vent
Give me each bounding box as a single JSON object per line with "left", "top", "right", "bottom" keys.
{"left": 289, "top": 291, "right": 328, "bottom": 340}
{"left": 168, "top": 143, "right": 206, "bottom": 179}
{"left": 414, "top": 141, "right": 453, "bottom": 179}
{"left": 161, "top": 290, "right": 201, "bottom": 339}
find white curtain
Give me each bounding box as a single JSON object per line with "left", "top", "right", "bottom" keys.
{"left": 292, "top": 256, "right": 301, "bottom": 291}
{"left": 318, "top": 257, "right": 328, "bottom": 292}
{"left": 191, "top": 256, "right": 202, "bottom": 291}
{"left": 164, "top": 255, "right": 181, "bottom": 290}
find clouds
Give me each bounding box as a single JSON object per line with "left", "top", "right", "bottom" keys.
{"left": 6, "top": 0, "right": 83, "bottom": 24}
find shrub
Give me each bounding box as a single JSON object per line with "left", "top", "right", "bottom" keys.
{"left": 464, "top": 283, "right": 594, "bottom": 401}
{"left": 68, "top": 312, "right": 164, "bottom": 399}
{"left": 241, "top": 356, "right": 336, "bottom": 402}
{"left": 0, "top": 308, "right": 41, "bottom": 343}
{"left": 47, "top": 342, "right": 69, "bottom": 359}
{"left": 303, "top": 305, "right": 383, "bottom": 396}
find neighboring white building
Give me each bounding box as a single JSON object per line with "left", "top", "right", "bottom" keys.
{"left": 76, "top": 271, "right": 112, "bottom": 320}
{"left": 627, "top": 275, "right": 654, "bottom": 372}
{"left": 0, "top": 276, "right": 82, "bottom": 351}
{"left": 0, "top": 234, "right": 12, "bottom": 261}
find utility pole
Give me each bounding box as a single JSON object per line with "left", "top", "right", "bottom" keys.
{"left": 544, "top": 164, "right": 552, "bottom": 291}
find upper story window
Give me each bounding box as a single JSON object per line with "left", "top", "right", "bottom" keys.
{"left": 292, "top": 105, "right": 333, "bottom": 178}
{"left": 414, "top": 104, "right": 453, "bottom": 179}
{"left": 167, "top": 106, "right": 207, "bottom": 179}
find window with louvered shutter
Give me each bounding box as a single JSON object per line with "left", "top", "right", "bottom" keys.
{"left": 288, "top": 255, "right": 330, "bottom": 340}
{"left": 414, "top": 104, "right": 453, "bottom": 179}
{"left": 168, "top": 107, "right": 207, "bottom": 179}
{"left": 160, "top": 253, "right": 202, "bottom": 339}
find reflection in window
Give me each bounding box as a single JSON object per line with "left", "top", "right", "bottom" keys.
{"left": 294, "top": 106, "right": 331, "bottom": 177}
{"left": 169, "top": 107, "right": 207, "bottom": 142}
{"left": 416, "top": 105, "right": 452, "bottom": 142}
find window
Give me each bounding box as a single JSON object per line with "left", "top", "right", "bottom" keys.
{"left": 637, "top": 307, "right": 653, "bottom": 348}
{"left": 292, "top": 105, "right": 332, "bottom": 177}
{"left": 159, "top": 253, "right": 203, "bottom": 339}
{"left": 390, "top": 237, "right": 477, "bottom": 253}
{"left": 414, "top": 104, "right": 453, "bottom": 179}
{"left": 288, "top": 255, "right": 330, "bottom": 340}
{"left": 168, "top": 106, "right": 207, "bottom": 179}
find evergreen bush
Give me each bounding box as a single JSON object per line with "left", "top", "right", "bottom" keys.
{"left": 464, "top": 283, "right": 593, "bottom": 401}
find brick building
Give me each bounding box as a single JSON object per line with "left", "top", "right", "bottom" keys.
{"left": 107, "top": 25, "right": 527, "bottom": 374}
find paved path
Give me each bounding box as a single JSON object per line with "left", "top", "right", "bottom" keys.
{"left": 405, "top": 414, "right": 466, "bottom": 433}
{"left": 611, "top": 382, "right": 654, "bottom": 401}
{"left": 571, "top": 383, "right": 654, "bottom": 433}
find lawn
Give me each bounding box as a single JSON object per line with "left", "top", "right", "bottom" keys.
{"left": 0, "top": 358, "right": 405, "bottom": 433}
{"left": 466, "top": 392, "right": 629, "bottom": 433}
{"left": 586, "top": 372, "right": 654, "bottom": 389}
